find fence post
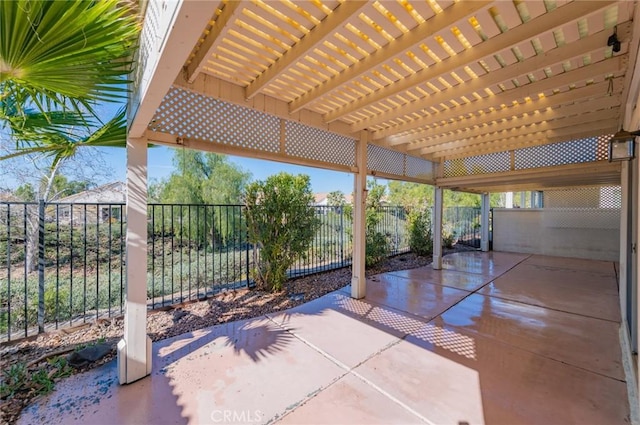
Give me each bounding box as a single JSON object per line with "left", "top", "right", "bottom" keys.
{"left": 37, "top": 199, "right": 45, "bottom": 334}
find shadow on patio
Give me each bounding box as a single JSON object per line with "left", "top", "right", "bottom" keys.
{"left": 18, "top": 252, "right": 630, "bottom": 425}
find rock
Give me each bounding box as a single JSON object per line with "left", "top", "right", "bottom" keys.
{"left": 67, "top": 343, "right": 112, "bottom": 368}
{"left": 172, "top": 309, "right": 189, "bottom": 323}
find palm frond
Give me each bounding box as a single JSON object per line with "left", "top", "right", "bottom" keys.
{"left": 0, "top": 0, "right": 139, "bottom": 115}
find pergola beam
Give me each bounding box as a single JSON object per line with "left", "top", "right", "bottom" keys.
{"left": 437, "top": 161, "right": 622, "bottom": 189}
{"left": 406, "top": 96, "right": 620, "bottom": 151}
{"left": 329, "top": 1, "right": 615, "bottom": 127}
{"left": 289, "top": 0, "right": 491, "bottom": 114}
{"left": 432, "top": 123, "right": 618, "bottom": 160}
{"left": 371, "top": 55, "right": 626, "bottom": 140}
{"left": 246, "top": 1, "right": 369, "bottom": 100}
{"left": 421, "top": 108, "right": 619, "bottom": 155}
{"left": 352, "top": 21, "right": 629, "bottom": 131}
{"left": 184, "top": 1, "right": 245, "bottom": 84}
{"left": 388, "top": 79, "right": 622, "bottom": 147}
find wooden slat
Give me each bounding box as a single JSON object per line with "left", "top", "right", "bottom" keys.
{"left": 408, "top": 96, "right": 621, "bottom": 150}
{"left": 246, "top": 1, "right": 369, "bottom": 99}
{"left": 366, "top": 24, "right": 628, "bottom": 138}
{"left": 342, "top": 1, "right": 617, "bottom": 128}
{"left": 422, "top": 108, "right": 619, "bottom": 155}
{"left": 289, "top": 1, "right": 491, "bottom": 113}
{"left": 371, "top": 54, "right": 625, "bottom": 139}
{"left": 185, "top": 1, "right": 246, "bottom": 83}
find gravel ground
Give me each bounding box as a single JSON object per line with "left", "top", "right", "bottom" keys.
{"left": 0, "top": 246, "right": 475, "bottom": 424}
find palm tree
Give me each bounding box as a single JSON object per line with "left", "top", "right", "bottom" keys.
{"left": 0, "top": 0, "right": 139, "bottom": 119}
{"left": 0, "top": 0, "right": 139, "bottom": 271}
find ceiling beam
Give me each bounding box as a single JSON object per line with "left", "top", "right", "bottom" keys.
{"left": 327, "top": 1, "right": 615, "bottom": 126}
{"left": 384, "top": 78, "right": 622, "bottom": 150}
{"left": 431, "top": 123, "right": 617, "bottom": 160}
{"left": 363, "top": 22, "right": 630, "bottom": 138}
{"left": 288, "top": 0, "right": 491, "bottom": 114}
{"left": 184, "top": 1, "right": 245, "bottom": 84}
{"left": 370, "top": 54, "right": 625, "bottom": 140}
{"left": 421, "top": 108, "right": 619, "bottom": 155}
{"left": 404, "top": 95, "right": 620, "bottom": 151}
{"left": 436, "top": 161, "right": 621, "bottom": 190}
{"left": 245, "top": 1, "right": 369, "bottom": 100}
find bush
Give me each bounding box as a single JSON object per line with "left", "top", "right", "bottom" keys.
{"left": 244, "top": 173, "right": 320, "bottom": 292}
{"left": 408, "top": 210, "right": 432, "bottom": 256}
{"left": 366, "top": 231, "right": 388, "bottom": 267}
{"left": 443, "top": 226, "right": 456, "bottom": 249}
{"left": 364, "top": 180, "right": 389, "bottom": 267}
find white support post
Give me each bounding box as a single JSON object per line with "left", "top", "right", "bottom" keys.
{"left": 621, "top": 161, "right": 630, "bottom": 326}
{"left": 433, "top": 186, "right": 443, "bottom": 270}
{"left": 351, "top": 131, "right": 368, "bottom": 299}
{"left": 520, "top": 191, "right": 526, "bottom": 208}
{"left": 481, "top": 193, "right": 490, "bottom": 252}
{"left": 505, "top": 192, "right": 513, "bottom": 208}
{"left": 118, "top": 137, "right": 152, "bottom": 384}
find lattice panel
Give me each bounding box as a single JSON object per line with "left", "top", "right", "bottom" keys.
{"left": 514, "top": 135, "right": 610, "bottom": 170}
{"left": 284, "top": 121, "right": 356, "bottom": 167}
{"left": 368, "top": 144, "right": 405, "bottom": 176}
{"left": 406, "top": 155, "right": 434, "bottom": 180}
{"left": 443, "top": 152, "right": 510, "bottom": 178}
{"left": 149, "top": 87, "right": 280, "bottom": 152}
{"left": 543, "top": 186, "right": 621, "bottom": 209}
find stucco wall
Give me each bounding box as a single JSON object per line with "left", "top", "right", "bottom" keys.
{"left": 493, "top": 208, "right": 620, "bottom": 261}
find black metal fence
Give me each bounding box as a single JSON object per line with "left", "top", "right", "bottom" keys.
{"left": 444, "top": 207, "right": 482, "bottom": 248}
{"left": 1, "top": 201, "right": 420, "bottom": 341}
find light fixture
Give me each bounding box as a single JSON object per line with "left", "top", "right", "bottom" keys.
{"left": 608, "top": 129, "right": 640, "bottom": 161}
{"left": 608, "top": 26, "right": 621, "bottom": 53}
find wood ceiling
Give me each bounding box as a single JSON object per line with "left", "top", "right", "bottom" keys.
{"left": 160, "top": 0, "right": 640, "bottom": 190}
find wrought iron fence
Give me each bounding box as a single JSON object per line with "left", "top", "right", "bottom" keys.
{"left": 0, "top": 202, "right": 418, "bottom": 341}
{"left": 444, "top": 207, "right": 482, "bottom": 248}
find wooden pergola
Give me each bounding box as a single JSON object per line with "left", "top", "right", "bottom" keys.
{"left": 120, "top": 0, "right": 640, "bottom": 388}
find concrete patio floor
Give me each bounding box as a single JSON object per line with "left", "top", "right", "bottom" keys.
{"left": 18, "top": 252, "right": 631, "bottom": 424}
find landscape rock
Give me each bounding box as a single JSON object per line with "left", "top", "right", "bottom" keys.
{"left": 66, "top": 344, "right": 112, "bottom": 368}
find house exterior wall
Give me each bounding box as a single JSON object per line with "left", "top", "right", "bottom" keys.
{"left": 493, "top": 208, "right": 620, "bottom": 261}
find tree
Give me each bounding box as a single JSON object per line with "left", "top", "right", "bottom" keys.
{"left": 0, "top": 0, "right": 138, "bottom": 273}
{"left": 13, "top": 175, "right": 90, "bottom": 201}
{"left": 244, "top": 173, "right": 320, "bottom": 292}
{"left": 151, "top": 148, "right": 252, "bottom": 248}
{"left": 0, "top": 1, "right": 138, "bottom": 120}
{"left": 327, "top": 191, "right": 346, "bottom": 207}
{"left": 156, "top": 149, "right": 251, "bottom": 205}
{"left": 388, "top": 181, "right": 433, "bottom": 211}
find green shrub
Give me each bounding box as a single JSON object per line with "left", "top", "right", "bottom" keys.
{"left": 364, "top": 180, "right": 389, "bottom": 267}
{"left": 443, "top": 226, "right": 456, "bottom": 249}
{"left": 408, "top": 210, "right": 432, "bottom": 256}
{"left": 244, "top": 173, "right": 320, "bottom": 292}
{"left": 366, "top": 231, "right": 388, "bottom": 267}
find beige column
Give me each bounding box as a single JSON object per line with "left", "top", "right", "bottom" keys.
{"left": 481, "top": 192, "right": 490, "bottom": 252}
{"left": 433, "top": 186, "right": 443, "bottom": 270}
{"left": 117, "top": 136, "right": 152, "bottom": 384}
{"left": 351, "top": 131, "right": 368, "bottom": 299}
